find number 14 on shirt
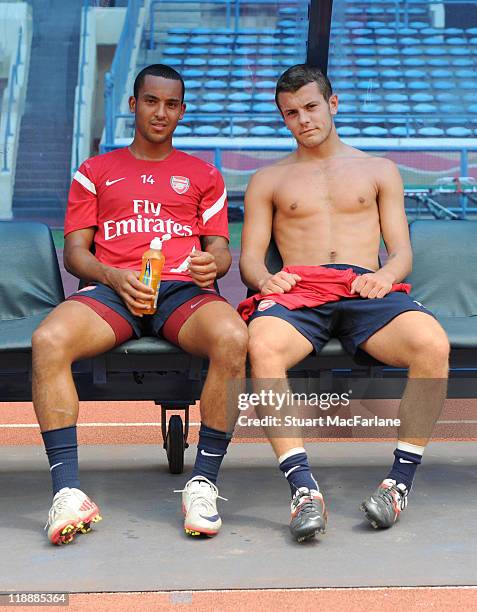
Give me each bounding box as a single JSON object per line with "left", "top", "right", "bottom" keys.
{"left": 141, "top": 174, "right": 155, "bottom": 184}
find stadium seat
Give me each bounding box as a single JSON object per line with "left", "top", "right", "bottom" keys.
{"left": 250, "top": 125, "right": 276, "bottom": 136}
{"left": 446, "top": 126, "right": 472, "bottom": 138}
{"left": 377, "top": 47, "right": 396, "bottom": 56}
{"left": 210, "top": 58, "right": 230, "bottom": 66}
{"left": 427, "top": 58, "right": 448, "bottom": 66}
{"left": 425, "top": 47, "right": 446, "bottom": 56}
{"left": 337, "top": 126, "right": 360, "bottom": 136}
{"left": 163, "top": 47, "right": 185, "bottom": 55}
{"left": 404, "top": 69, "right": 426, "bottom": 78}
{"left": 423, "top": 36, "right": 443, "bottom": 44}
{"left": 403, "top": 58, "right": 426, "bottom": 66}
{"left": 435, "top": 92, "right": 457, "bottom": 102}
{"left": 256, "top": 69, "right": 278, "bottom": 78}
{"left": 232, "top": 58, "right": 250, "bottom": 66}
{"left": 376, "top": 36, "right": 397, "bottom": 45}
{"left": 387, "top": 103, "right": 411, "bottom": 112}
{"left": 410, "top": 93, "right": 434, "bottom": 102}
{"left": 338, "top": 103, "right": 358, "bottom": 113}
{"left": 362, "top": 126, "right": 388, "bottom": 136}
{"left": 228, "top": 102, "right": 251, "bottom": 112}
{"left": 167, "top": 35, "right": 188, "bottom": 44}
{"left": 203, "top": 92, "right": 226, "bottom": 102}
{"left": 380, "top": 58, "right": 401, "bottom": 66}
{"left": 383, "top": 81, "right": 406, "bottom": 90}
{"left": 174, "top": 125, "right": 192, "bottom": 136}
{"left": 384, "top": 93, "right": 408, "bottom": 102}
{"left": 451, "top": 58, "right": 474, "bottom": 66}
{"left": 256, "top": 80, "right": 275, "bottom": 89}
{"left": 337, "top": 92, "right": 354, "bottom": 101}
{"left": 447, "top": 36, "right": 467, "bottom": 45}
{"left": 208, "top": 69, "right": 228, "bottom": 78}
{"left": 400, "top": 37, "right": 420, "bottom": 45}
{"left": 449, "top": 47, "right": 468, "bottom": 55}
{"left": 402, "top": 47, "right": 423, "bottom": 56}
{"left": 414, "top": 103, "right": 437, "bottom": 113}
{"left": 182, "top": 69, "right": 202, "bottom": 78}
{"left": 184, "top": 58, "right": 206, "bottom": 66}
{"left": 201, "top": 102, "right": 223, "bottom": 112}
{"left": 194, "top": 125, "right": 220, "bottom": 136}
{"left": 356, "top": 58, "right": 377, "bottom": 66}
{"left": 390, "top": 126, "right": 416, "bottom": 136}
{"left": 204, "top": 80, "right": 227, "bottom": 89}
{"left": 255, "top": 92, "right": 274, "bottom": 102}
{"left": 252, "top": 102, "right": 276, "bottom": 113}
{"left": 408, "top": 81, "right": 431, "bottom": 90}
{"left": 235, "top": 47, "right": 255, "bottom": 56}
{"left": 229, "top": 91, "right": 251, "bottom": 101}
{"left": 184, "top": 79, "right": 201, "bottom": 89}
{"left": 211, "top": 47, "right": 232, "bottom": 55}
{"left": 165, "top": 58, "right": 182, "bottom": 66}
{"left": 356, "top": 69, "right": 379, "bottom": 78}
{"left": 361, "top": 103, "right": 384, "bottom": 113}
{"left": 230, "top": 80, "right": 250, "bottom": 89}
{"left": 417, "top": 127, "right": 444, "bottom": 136}
{"left": 215, "top": 35, "right": 234, "bottom": 44}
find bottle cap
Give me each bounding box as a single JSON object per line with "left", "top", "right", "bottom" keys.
{"left": 150, "top": 234, "right": 171, "bottom": 250}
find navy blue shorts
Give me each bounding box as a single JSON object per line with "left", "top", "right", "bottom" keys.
{"left": 68, "top": 280, "right": 226, "bottom": 346}
{"left": 248, "top": 264, "right": 434, "bottom": 363}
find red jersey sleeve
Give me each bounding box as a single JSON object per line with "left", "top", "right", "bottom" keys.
{"left": 64, "top": 160, "right": 98, "bottom": 237}
{"left": 197, "top": 166, "right": 229, "bottom": 240}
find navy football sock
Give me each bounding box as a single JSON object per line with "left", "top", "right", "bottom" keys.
{"left": 191, "top": 424, "right": 232, "bottom": 484}
{"left": 387, "top": 445, "right": 423, "bottom": 490}
{"left": 42, "top": 425, "right": 80, "bottom": 496}
{"left": 279, "top": 448, "right": 319, "bottom": 497}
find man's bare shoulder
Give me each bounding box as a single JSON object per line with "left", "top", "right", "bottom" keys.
{"left": 248, "top": 154, "right": 296, "bottom": 189}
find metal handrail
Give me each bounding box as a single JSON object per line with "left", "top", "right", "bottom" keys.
{"left": 2, "top": 26, "right": 23, "bottom": 173}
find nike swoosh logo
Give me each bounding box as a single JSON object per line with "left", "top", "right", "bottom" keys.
{"left": 50, "top": 462, "right": 63, "bottom": 471}
{"left": 105, "top": 177, "right": 126, "bottom": 186}
{"left": 199, "top": 514, "right": 220, "bottom": 522}
{"left": 284, "top": 465, "right": 300, "bottom": 478}
{"left": 191, "top": 298, "right": 208, "bottom": 309}
{"left": 399, "top": 458, "right": 413, "bottom": 463}
{"left": 200, "top": 449, "right": 222, "bottom": 457}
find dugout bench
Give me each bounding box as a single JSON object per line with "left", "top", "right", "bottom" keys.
{"left": 1, "top": 220, "right": 476, "bottom": 473}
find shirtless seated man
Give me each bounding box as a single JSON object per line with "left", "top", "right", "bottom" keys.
{"left": 239, "top": 64, "right": 449, "bottom": 542}
{"left": 32, "top": 64, "right": 247, "bottom": 545}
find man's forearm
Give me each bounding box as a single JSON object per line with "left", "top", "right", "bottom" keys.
{"left": 239, "top": 255, "right": 272, "bottom": 292}
{"left": 64, "top": 246, "right": 115, "bottom": 286}
{"left": 210, "top": 247, "right": 232, "bottom": 279}
{"left": 379, "top": 249, "right": 412, "bottom": 283}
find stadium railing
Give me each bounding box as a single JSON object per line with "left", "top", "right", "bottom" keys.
{"left": 1, "top": 219, "right": 476, "bottom": 472}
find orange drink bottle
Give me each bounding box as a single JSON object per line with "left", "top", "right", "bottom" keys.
{"left": 139, "top": 234, "right": 170, "bottom": 315}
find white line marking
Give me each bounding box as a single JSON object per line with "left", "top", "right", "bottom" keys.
{"left": 0, "top": 422, "right": 202, "bottom": 428}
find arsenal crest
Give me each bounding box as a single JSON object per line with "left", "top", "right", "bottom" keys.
{"left": 257, "top": 299, "right": 276, "bottom": 312}
{"left": 170, "top": 175, "right": 190, "bottom": 194}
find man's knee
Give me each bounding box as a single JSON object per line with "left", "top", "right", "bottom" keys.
{"left": 248, "top": 329, "right": 286, "bottom": 368}
{"left": 32, "top": 323, "right": 73, "bottom": 364}
{"left": 408, "top": 326, "right": 450, "bottom": 370}
{"left": 208, "top": 318, "right": 248, "bottom": 364}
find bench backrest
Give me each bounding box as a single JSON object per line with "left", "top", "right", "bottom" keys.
{"left": 406, "top": 219, "right": 477, "bottom": 317}
{"left": 0, "top": 221, "right": 65, "bottom": 319}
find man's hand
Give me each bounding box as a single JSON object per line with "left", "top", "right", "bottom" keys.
{"left": 106, "top": 268, "right": 155, "bottom": 316}
{"left": 351, "top": 270, "right": 395, "bottom": 299}
{"left": 259, "top": 270, "right": 302, "bottom": 295}
{"left": 188, "top": 250, "right": 218, "bottom": 288}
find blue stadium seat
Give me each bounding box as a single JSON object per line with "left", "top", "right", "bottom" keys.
{"left": 444, "top": 28, "right": 464, "bottom": 34}
{"left": 414, "top": 103, "right": 437, "bottom": 113}
{"left": 255, "top": 92, "right": 273, "bottom": 102}
{"left": 409, "top": 21, "right": 427, "bottom": 29}
{"left": 402, "top": 47, "right": 423, "bottom": 56}
{"left": 463, "top": 92, "right": 477, "bottom": 102}
{"left": 277, "top": 125, "right": 290, "bottom": 137}
{"left": 384, "top": 93, "right": 408, "bottom": 102}
{"left": 390, "top": 126, "right": 416, "bottom": 137}
{"left": 165, "top": 58, "right": 182, "bottom": 66}
{"left": 168, "top": 35, "right": 188, "bottom": 44}
{"left": 447, "top": 36, "right": 467, "bottom": 45}
{"left": 337, "top": 126, "right": 360, "bottom": 137}
{"left": 449, "top": 47, "right": 468, "bottom": 55}
{"left": 423, "top": 36, "right": 443, "bottom": 44}
{"left": 211, "top": 47, "right": 232, "bottom": 55}
{"left": 468, "top": 104, "right": 477, "bottom": 113}
{"left": 228, "top": 102, "right": 250, "bottom": 112}
{"left": 401, "top": 37, "right": 420, "bottom": 45}
{"left": 256, "top": 69, "right": 278, "bottom": 78}
{"left": 467, "top": 27, "right": 477, "bottom": 34}
{"left": 451, "top": 58, "right": 474, "bottom": 66}
{"left": 398, "top": 28, "right": 418, "bottom": 35}
{"left": 446, "top": 126, "right": 472, "bottom": 138}
{"left": 430, "top": 68, "right": 452, "bottom": 78}
{"left": 203, "top": 92, "right": 226, "bottom": 102}
{"left": 356, "top": 58, "right": 377, "bottom": 66}
{"left": 356, "top": 68, "right": 378, "bottom": 78}
{"left": 376, "top": 27, "right": 398, "bottom": 35}
{"left": 250, "top": 125, "right": 276, "bottom": 136}
{"left": 439, "top": 104, "right": 455, "bottom": 114}
{"left": 208, "top": 69, "right": 228, "bottom": 78}
{"left": 354, "top": 36, "right": 373, "bottom": 45}
{"left": 339, "top": 103, "right": 358, "bottom": 113}
{"left": 382, "top": 69, "right": 402, "bottom": 78}
{"left": 404, "top": 69, "right": 426, "bottom": 78}
{"left": 411, "top": 92, "right": 434, "bottom": 102}
{"left": 235, "top": 46, "right": 255, "bottom": 55}
{"left": 185, "top": 103, "right": 197, "bottom": 112}
{"left": 355, "top": 48, "right": 375, "bottom": 56}
{"left": 169, "top": 28, "right": 190, "bottom": 34}
{"left": 387, "top": 103, "right": 411, "bottom": 112}
{"left": 376, "top": 36, "right": 397, "bottom": 45}
{"left": 361, "top": 103, "right": 384, "bottom": 113}
{"left": 434, "top": 81, "right": 451, "bottom": 89}
{"left": 232, "top": 58, "right": 250, "bottom": 66}
{"left": 403, "top": 58, "right": 426, "bottom": 66}
{"left": 283, "top": 48, "right": 298, "bottom": 55}
{"left": 256, "top": 80, "right": 275, "bottom": 89}
{"left": 184, "top": 79, "right": 201, "bottom": 89}
{"left": 163, "top": 47, "right": 185, "bottom": 55}
{"left": 332, "top": 69, "right": 354, "bottom": 78}
{"left": 380, "top": 58, "right": 400, "bottom": 66}
{"left": 184, "top": 58, "right": 206, "bottom": 66}
{"left": 456, "top": 69, "right": 477, "bottom": 78}
{"left": 417, "top": 126, "right": 443, "bottom": 136}
{"left": 194, "top": 125, "right": 221, "bottom": 136}
{"left": 193, "top": 36, "right": 211, "bottom": 44}
{"left": 260, "top": 36, "right": 278, "bottom": 44}
{"left": 278, "top": 19, "right": 295, "bottom": 28}
{"left": 183, "top": 69, "right": 201, "bottom": 78}
{"left": 238, "top": 35, "right": 258, "bottom": 44}
{"left": 362, "top": 126, "right": 388, "bottom": 136}
{"left": 337, "top": 92, "right": 355, "bottom": 101}
{"left": 229, "top": 92, "right": 251, "bottom": 101}
{"left": 377, "top": 47, "right": 396, "bottom": 56}
{"left": 209, "top": 58, "right": 230, "bottom": 67}
{"left": 353, "top": 28, "right": 373, "bottom": 35}
{"left": 202, "top": 102, "right": 223, "bottom": 112}
{"left": 230, "top": 80, "right": 249, "bottom": 89}
{"left": 174, "top": 125, "right": 192, "bottom": 136}
{"left": 383, "top": 81, "right": 406, "bottom": 90}
{"left": 425, "top": 47, "right": 446, "bottom": 56}
{"left": 367, "top": 21, "right": 386, "bottom": 28}
{"left": 257, "top": 58, "right": 281, "bottom": 66}
{"left": 204, "top": 80, "right": 227, "bottom": 89}
{"left": 427, "top": 58, "right": 448, "bottom": 67}
{"left": 253, "top": 102, "right": 276, "bottom": 113}
{"left": 215, "top": 35, "right": 234, "bottom": 44}
{"left": 184, "top": 93, "right": 198, "bottom": 102}
{"left": 436, "top": 92, "right": 457, "bottom": 102}
{"left": 408, "top": 81, "right": 431, "bottom": 90}
{"left": 232, "top": 69, "right": 250, "bottom": 78}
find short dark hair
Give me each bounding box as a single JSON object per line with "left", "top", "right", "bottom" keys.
{"left": 133, "top": 64, "right": 185, "bottom": 102}
{"left": 275, "top": 64, "right": 333, "bottom": 109}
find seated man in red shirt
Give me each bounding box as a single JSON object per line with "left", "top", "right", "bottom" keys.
{"left": 32, "top": 64, "right": 247, "bottom": 545}
{"left": 239, "top": 65, "right": 449, "bottom": 542}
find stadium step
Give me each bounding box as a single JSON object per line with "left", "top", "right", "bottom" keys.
{"left": 13, "top": 0, "right": 82, "bottom": 222}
